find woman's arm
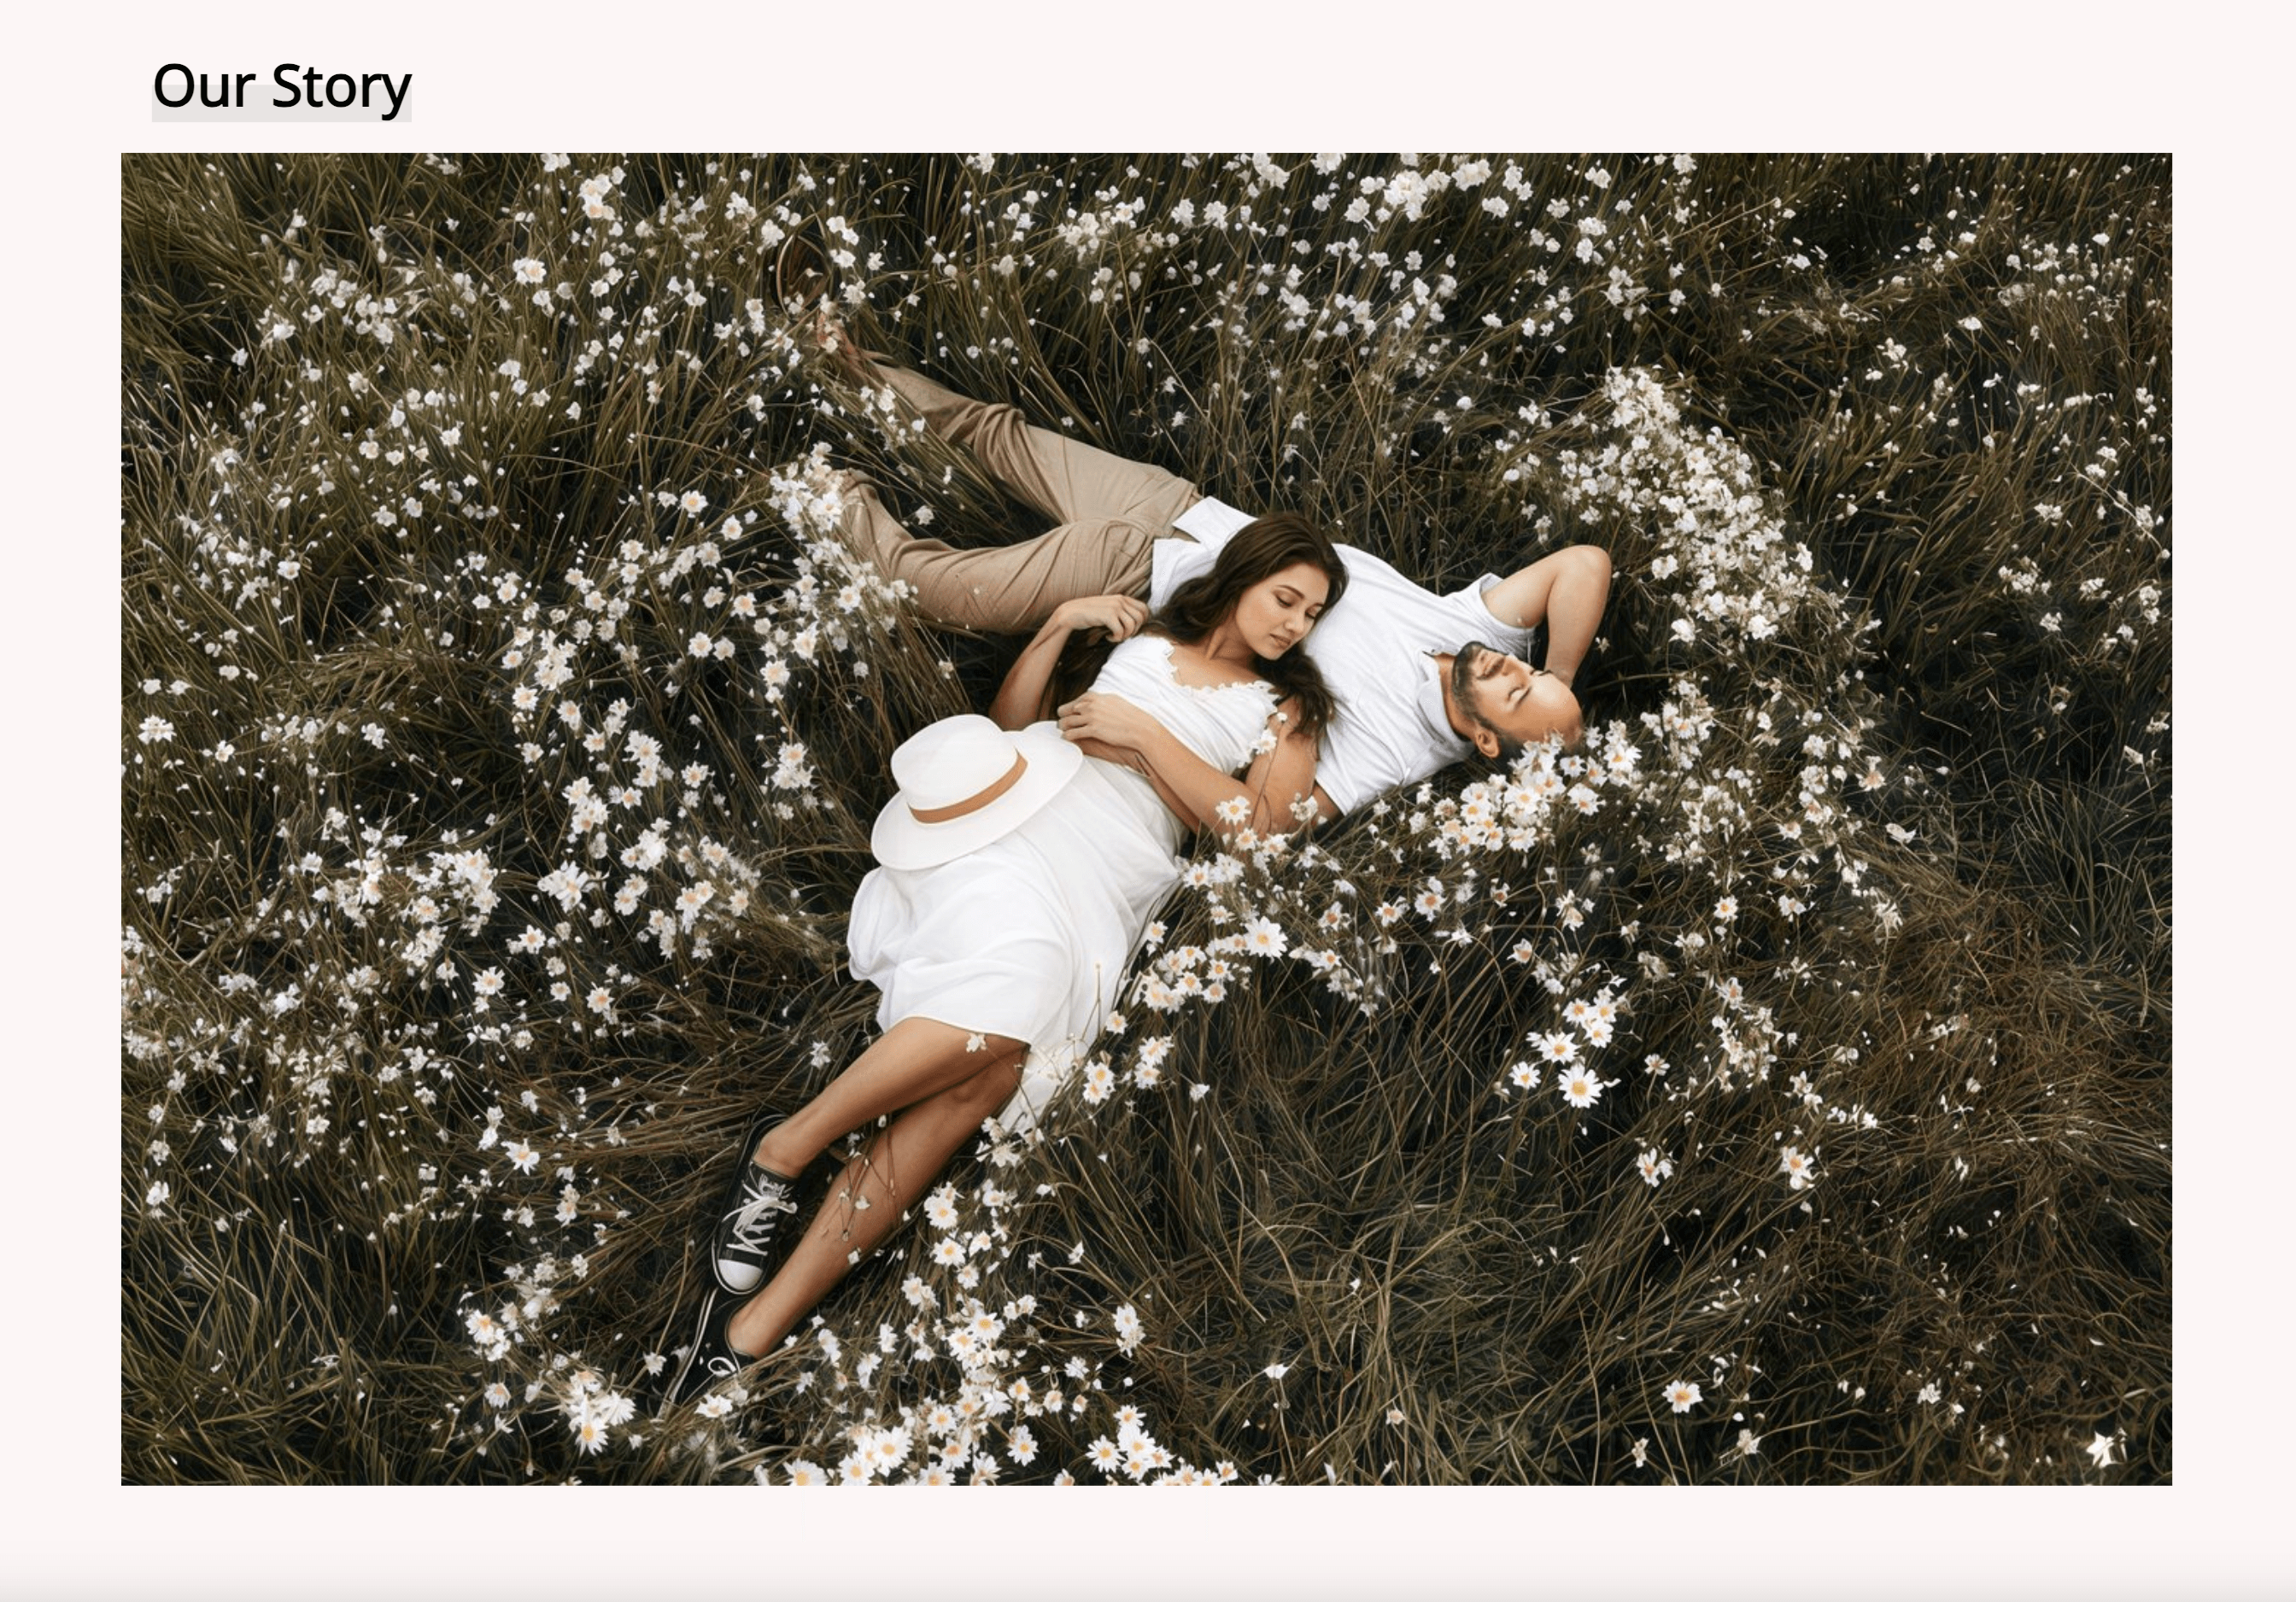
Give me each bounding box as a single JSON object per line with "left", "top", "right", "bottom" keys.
{"left": 987, "top": 594, "right": 1149, "bottom": 730}
{"left": 1057, "top": 692, "right": 1321, "bottom": 839}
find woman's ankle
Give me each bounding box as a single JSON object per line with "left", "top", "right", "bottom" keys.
{"left": 725, "top": 1301, "right": 777, "bottom": 1359}
{"left": 750, "top": 1128, "right": 810, "bottom": 1178}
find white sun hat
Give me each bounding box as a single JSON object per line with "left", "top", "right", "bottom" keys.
{"left": 870, "top": 714, "right": 1084, "bottom": 870}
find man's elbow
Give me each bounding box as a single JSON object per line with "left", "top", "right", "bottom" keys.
{"left": 1564, "top": 544, "right": 1613, "bottom": 593}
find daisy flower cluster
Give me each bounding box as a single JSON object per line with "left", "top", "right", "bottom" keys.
{"left": 493, "top": 458, "right": 911, "bottom": 974}
{"left": 1553, "top": 367, "right": 1830, "bottom": 652}
{"left": 670, "top": 1164, "right": 1243, "bottom": 1486}
{"left": 1502, "top": 989, "right": 1624, "bottom": 1111}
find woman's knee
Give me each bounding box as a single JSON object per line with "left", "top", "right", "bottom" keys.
{"left": 944, "top": 1049, "right": 1027, "bottom": 1116}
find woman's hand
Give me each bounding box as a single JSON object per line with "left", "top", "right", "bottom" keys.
{"left": 992, "top": 597, "right": 1146, "bottom": 731}
{"left": 1057, "top": 690, "right": 1161, "bottom": 752}
{"left": 1051, "top": 593, "right": 1148, "bottom": 642}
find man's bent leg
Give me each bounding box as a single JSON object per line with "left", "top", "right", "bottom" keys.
{"left": 840, "top": 478, "right": 1155, "bottom": 633}
{"left": 868, "top": 362, "right": 1202, "bottom": 539}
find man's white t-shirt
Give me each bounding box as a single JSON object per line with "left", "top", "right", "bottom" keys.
{"left": 1149, "top": 499, "right": 1538, "bottom": 816}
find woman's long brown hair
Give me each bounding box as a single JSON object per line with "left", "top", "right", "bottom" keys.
{"left": 1051, "top": 512, "right": 1350, "bottom": 740}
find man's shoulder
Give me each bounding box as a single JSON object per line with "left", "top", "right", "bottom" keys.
{"left": 1334, "top": 541, "right": 1434, "bottom": 595}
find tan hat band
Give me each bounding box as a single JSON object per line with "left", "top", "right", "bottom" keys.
{"left": 909, "top": 751, "right": 1028, "bottom": 825}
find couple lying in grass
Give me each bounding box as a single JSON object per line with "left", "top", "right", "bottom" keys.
{"left": 667, "top": 308, "right": 1612, "bottom": 1405}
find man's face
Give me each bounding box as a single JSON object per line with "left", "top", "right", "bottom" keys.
{"left": 1450, "top": 640, "right": 1582, "bottom": 755}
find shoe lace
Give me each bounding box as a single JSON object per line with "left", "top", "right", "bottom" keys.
{"left": 723, "top": 1169, "right": 798, "bottom": 1255}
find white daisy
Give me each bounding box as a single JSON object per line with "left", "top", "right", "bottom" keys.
{"left": 1558, "top": 1070, "right": 1603, "bottom": 1108}
{"left": 1243, "top": 918, "right": 1288, "bottom": 957}
{"left": 1779, "top": 1146, "right": 1816, "bottom": 1189}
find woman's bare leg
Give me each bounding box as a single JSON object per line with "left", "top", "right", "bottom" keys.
{"left": 724, "top": 1050, "right": 1024, "bottom": 1356}
{"left": 748, "top": 1016, "right": 1022, "bottom": 1177}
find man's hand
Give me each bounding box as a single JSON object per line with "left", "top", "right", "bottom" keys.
{"left": 1051, "top": 594, "right": 1149, "bottom": 642}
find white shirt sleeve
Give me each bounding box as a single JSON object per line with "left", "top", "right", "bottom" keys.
{"left": 1150, "top": 496, "right": 1256, "bottom": 611}
{"left": 1170, "top": 496, "right": 1256, "bottom": 546}
{"left": 1457, "top": 574, "right": 1543, "bottom": 654}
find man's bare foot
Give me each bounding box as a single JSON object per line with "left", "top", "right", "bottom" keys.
{"left": 773, "top": 233, "right": 831, "bottom": 311}
{"left": 805, "top": 303, "right": 880, "bottom": 386}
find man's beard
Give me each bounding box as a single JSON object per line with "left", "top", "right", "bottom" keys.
{"left": 1449, "top": 640, "right": 1494, "bottom": 709}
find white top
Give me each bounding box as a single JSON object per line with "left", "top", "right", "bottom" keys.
{"left": 1151, "top": 498, "right": 1538, "bottom": 815}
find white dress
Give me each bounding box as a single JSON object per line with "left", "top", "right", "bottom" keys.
{"left": 846, "top": 635, "right": 1281, "bottom": 1114}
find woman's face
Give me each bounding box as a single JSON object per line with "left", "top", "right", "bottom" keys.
{"left": 1231, "top": 562, "right": 1332, "bottom": 659}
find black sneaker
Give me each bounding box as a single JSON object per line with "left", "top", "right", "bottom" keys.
{"left": 663, "top": 1285, "right": 753, "bottom": 1411}
{"left": 710, "top": 1114, "right": 804, "bottom": 1295}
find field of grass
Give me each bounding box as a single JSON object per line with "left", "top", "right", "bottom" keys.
{"left": 121, "top": 151, "right": 2169, "bottom": 1484}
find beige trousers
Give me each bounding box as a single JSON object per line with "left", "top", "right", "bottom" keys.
{"left": 840, "top": 362, "right": 1204, "bottom": 632}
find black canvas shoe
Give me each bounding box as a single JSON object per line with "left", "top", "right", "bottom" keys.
{"left": 710, "top": 1114, "right": 803, "bottom": 1295}
{"left": 663, "top": 1285, "right": 756, "bottom": 1410}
